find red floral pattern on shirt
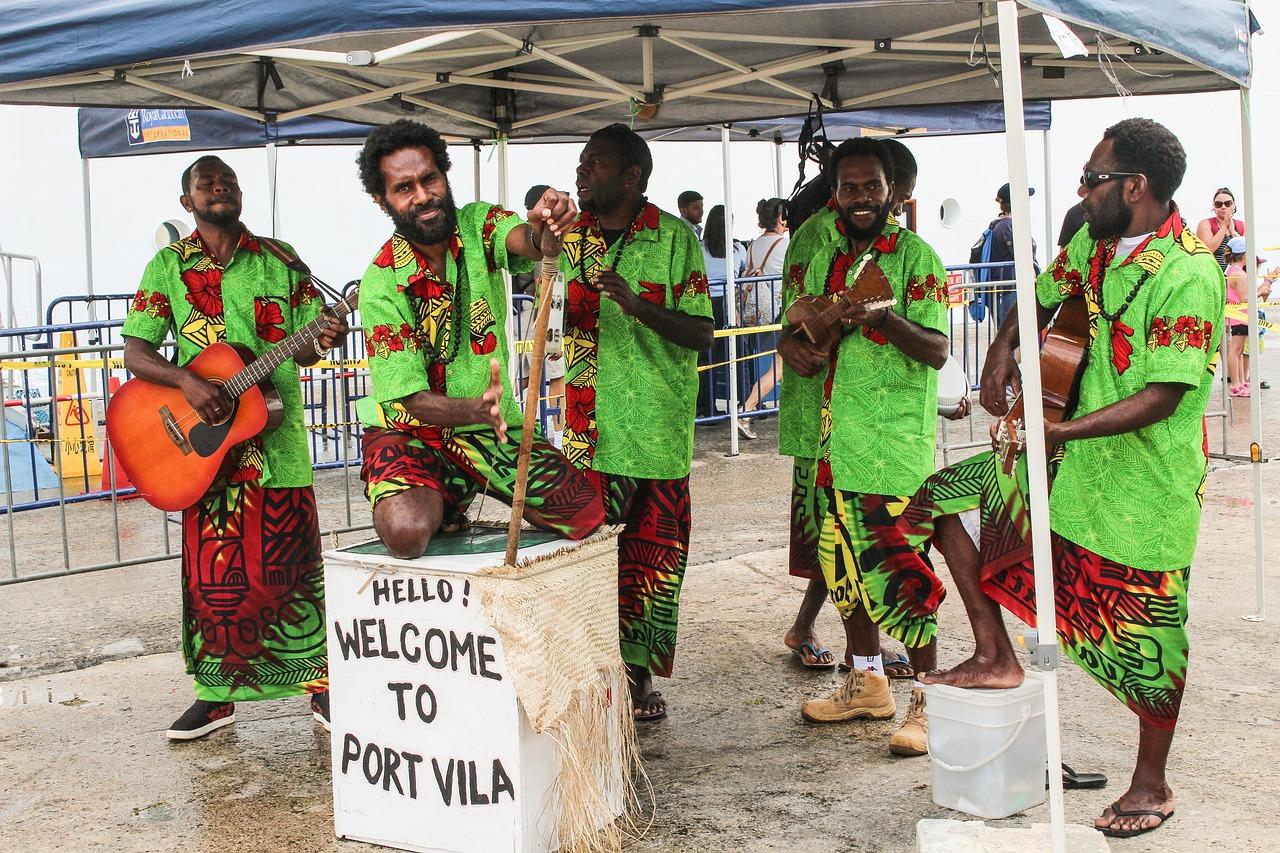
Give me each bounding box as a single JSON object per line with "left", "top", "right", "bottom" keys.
{"left": 366, "top": 323, "right": 423, "bottom": 359}
{"left": 131, "top": 289, "right": 172, "bottom": 319}
{"left": 182, "top": 267, "right": 224, "bottom": 317}
{"left": 253, "top": 297, "right": 287, "bottom": 343}
{"left": 1147, "top": 315, "right": 1213, "bottom": 353}
{"left": 907, "top": 272, "right": 947, "bottom": 303}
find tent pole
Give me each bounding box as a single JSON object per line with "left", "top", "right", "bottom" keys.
{"left": 1042, "top": 129, "right": 1054, "bottom": 256}
{"left": 722, "top": 123, "right": 740, "bottom": 457}
{"left": 773, "top": 134, "right": 784, "bottom": 197}
{"left": 266, "top": 141, "right": 279, "bottom": 238}
{"left": 997, "top": 4, "right": 1066, "bottom": 851}
{"left": 497, "top": 137, "right": 509, "bottom": 210}
{"left": 472, "top": 140, "right": 482, "bottom": 203}
{"left": 1239, "top": 86, "right": 1266, "bottom": 622}
{"left": 81, "top": 158, "right": 97, "bottom": 321}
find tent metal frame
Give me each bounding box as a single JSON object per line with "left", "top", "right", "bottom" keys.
{"left": 3, "top": 3, "right": 1263, "bottom": 850}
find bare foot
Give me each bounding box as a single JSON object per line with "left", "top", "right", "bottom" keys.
{"left": 784, "top": 630, "right": 835, "bottom": 667}
{"left": 917, "top": 654, "right": 1025, "bottom": 689}
{"left": 1095, "top": 785, "right": 1175, "bottom": 837}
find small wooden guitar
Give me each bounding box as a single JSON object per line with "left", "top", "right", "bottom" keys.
{"left": 784, "top": 256, "right": 896, "bottom": 352}
{"left": 994, "top": 297, "right": 1090, "bottom": 474}
{"left": 106, "top": 290, "right": 358, "bottom": 511}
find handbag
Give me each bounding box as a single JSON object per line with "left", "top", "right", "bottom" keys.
{"left": 739, "top": 235, "right": 784, "bottom": 326}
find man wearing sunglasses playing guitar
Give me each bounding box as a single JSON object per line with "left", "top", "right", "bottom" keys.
{"left": 781, "top": 138, "right": 951, "bottom": 759}
{"left": 123, "top": 155, "right": 349, "bottom": 741}
{"left": 862, "top": 119, "right": 1223, "bottom": 840}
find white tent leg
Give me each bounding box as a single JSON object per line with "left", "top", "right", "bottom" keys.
{"left": 81, "top": 158, "right": 96, "bottom": 321}
{"left": 773, "top": 135, "right": 784, "bottom": 197}
{"left": 472, "top": 140, "right": 482, "bottom": 203}
{"left": 497, "top": 137, "right": 509, "bottom": 209}
{"left": 1042, "top": 129, "right": 1054, "bottom": 255}
{"left": 722, "top": 123, "right": 740, "bottom": 457}
{"left": 266, "top": 141, "right": 279, "bottom": 238}
{"left": 1239, "top": 86, "right": 1267, "bottom": 622}
{"left": 997, "top": 4, "right": 1067, "bottom": 851}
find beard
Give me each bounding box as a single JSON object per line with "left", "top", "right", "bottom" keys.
{"left": 840, "top": 202, "right": 891, "bottom": 242}
{"left": 1085, "top": 183, "right": 1133, "bottom": 241}
{"left": 195, "top": 198, "right": 242, "bottom": 228}
{"left": 388, "top": 188, "right": 458, "bottom": 245}
{"left": 580, "top": 182, "right": 623, "bottom": 216}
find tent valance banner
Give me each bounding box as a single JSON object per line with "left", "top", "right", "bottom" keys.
{"left": 76, "top": 100, "right": 1052, "bottom": 158}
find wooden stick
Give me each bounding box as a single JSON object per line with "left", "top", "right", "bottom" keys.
{"left": 504, "top": 254, "right": 560, "bottom": 566}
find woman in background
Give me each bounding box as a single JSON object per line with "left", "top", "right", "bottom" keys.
{"left": 735, "top": 198, "right": 790, "bottom": 440}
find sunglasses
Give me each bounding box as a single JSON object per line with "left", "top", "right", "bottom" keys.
{"left": 1213, "top": 199, "right": 1235, "bottom": 208}
{"left": 1080, "top": 170, "right": 1142, "bottom": 189}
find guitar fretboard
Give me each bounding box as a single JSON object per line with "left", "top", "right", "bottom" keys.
{"left": 222, "top": 291, "right": 359, "bottom": 398}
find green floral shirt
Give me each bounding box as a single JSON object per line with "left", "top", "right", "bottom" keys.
{"left": 558, "top": 203, "right": 712, "bottom": 479}
{"left": 1036, "top": 207, "right": 1224, "bottom": 570}
{"left": 122, "top": 229, "right": 323, "bottom": 487}
{"left": 778, "top": 204, "right": 868, "bottom": 459}
{"left": 804, "top": 220, "right": 949, "bottom": 495}
{"left": 355, "top": 202, "right": 532, "bottom": 443}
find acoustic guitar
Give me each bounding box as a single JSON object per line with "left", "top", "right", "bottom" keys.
{"left": 993, "top": 297, "right": 1090, "bottom": 474}
{"left": 784, "top": 256, "right": 896, "bottom": 353}
{"left": 106, "top": 290, "right": 358, "bottom": 511}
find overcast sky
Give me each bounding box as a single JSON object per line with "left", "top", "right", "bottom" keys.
{"left": 0, "top": 5, "right": 1275, "bottom": 330}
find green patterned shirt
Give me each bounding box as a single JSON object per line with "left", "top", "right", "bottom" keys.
{"left": 355, "top": 202, "right": 532, "bottom": 442}
{"left": 123, "top": 229, "right": 323, "bottom": 488}
{"left": 1036, "top": 207, "right": 1224, "bottom": 570}
{"left": 559, "top": 203, "right": 712, "bottom": 479}
{"left": 778, "top": 205, "right": 876, "bottom": 458}
{"left": 806, "top": 220, "right": 949, "bottom": 495}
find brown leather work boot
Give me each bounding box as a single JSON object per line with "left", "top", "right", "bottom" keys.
{"left": 801, "top": 668, "right": 896, "bottom": 723}
{"left": 888, "top": 687, "right": 928, "bottom": 756}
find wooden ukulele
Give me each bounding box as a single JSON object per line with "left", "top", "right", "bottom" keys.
{"left": 106, "top": 290, "right": 358, "bottom": 511}
{"left": 994, "top": 297, "right": 1090, "bottom": 474}
{"left": 784, "top": 256, "right": 896, "bottom": 352}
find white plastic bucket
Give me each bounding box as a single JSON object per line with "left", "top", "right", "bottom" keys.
{"left": 922, "top": 671, "right": 1047, "bottom": 819}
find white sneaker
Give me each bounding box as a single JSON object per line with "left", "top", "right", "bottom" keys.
{"left": 736, "top": 418, "right": 757, "bottom": 440}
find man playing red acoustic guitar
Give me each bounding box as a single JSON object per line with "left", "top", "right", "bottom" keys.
{"left": 123, "top": 155, "right": 348, "bottom": 741}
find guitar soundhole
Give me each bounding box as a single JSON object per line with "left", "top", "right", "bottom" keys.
{"left": 188, "top": 399, "right": 238, "bottom": 457}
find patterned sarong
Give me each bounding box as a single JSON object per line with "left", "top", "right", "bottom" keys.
{"left": 182, "top": 484, "right": 327, "bottom": 702}
{"left": 788, "top": 457, "right": 824, "bottom": 579}
{"left": 590, "top": 472, "right": 692, "bottom": 678}
{"left": 360, "top": 427, "right": 605, "bottom": 540}
{"left": 818, "top": 488, "right": 946, "bottom": 649}
{"left": 902, "top": 450, "right": 1190, "bottom": 729}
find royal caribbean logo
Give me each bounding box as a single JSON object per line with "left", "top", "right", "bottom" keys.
{"left": 125, "top": 109, "right": 191, "bottom": 145}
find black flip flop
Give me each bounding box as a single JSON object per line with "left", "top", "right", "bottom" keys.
{"left": 1096, "top": 800, "right": 1174, "bottom": 838}
{"left": 1055, "top": 763, "right": 1107, "bottom": 790}
{"left": 633, "top": 690, "right": 667, "bottom": 722}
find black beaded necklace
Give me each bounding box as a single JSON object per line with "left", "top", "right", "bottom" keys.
{"left": 407, "top": 235, "right": 469, "bottom": 366}
{"left": 582, "top": 196, "right": 648, "bottom": 286}
{"left": 1092, "top": 239, "right": 1154, "bottom": 323}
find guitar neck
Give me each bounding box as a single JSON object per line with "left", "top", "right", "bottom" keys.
{"left": 223, "top": 292, "right": 358, "bottom": 398}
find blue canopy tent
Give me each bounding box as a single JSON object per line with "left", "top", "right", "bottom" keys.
{"left": 0, "top": 2, "right": 1260, "bottom": 849}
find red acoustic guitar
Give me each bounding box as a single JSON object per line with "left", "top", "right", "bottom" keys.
{"left": 994, "top": 297, "right": 1090, "bottom": 474}
{"left": 106, "top": 290, "right": 357, "bottom": 511}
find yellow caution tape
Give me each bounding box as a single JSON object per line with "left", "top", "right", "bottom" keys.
{"left": 1224, "top": 307, "right": 1280, "bottom": 332}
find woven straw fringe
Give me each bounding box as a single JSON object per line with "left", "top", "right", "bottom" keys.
{"left": 477, "top": 530, "right": 643, "bottom": 852}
